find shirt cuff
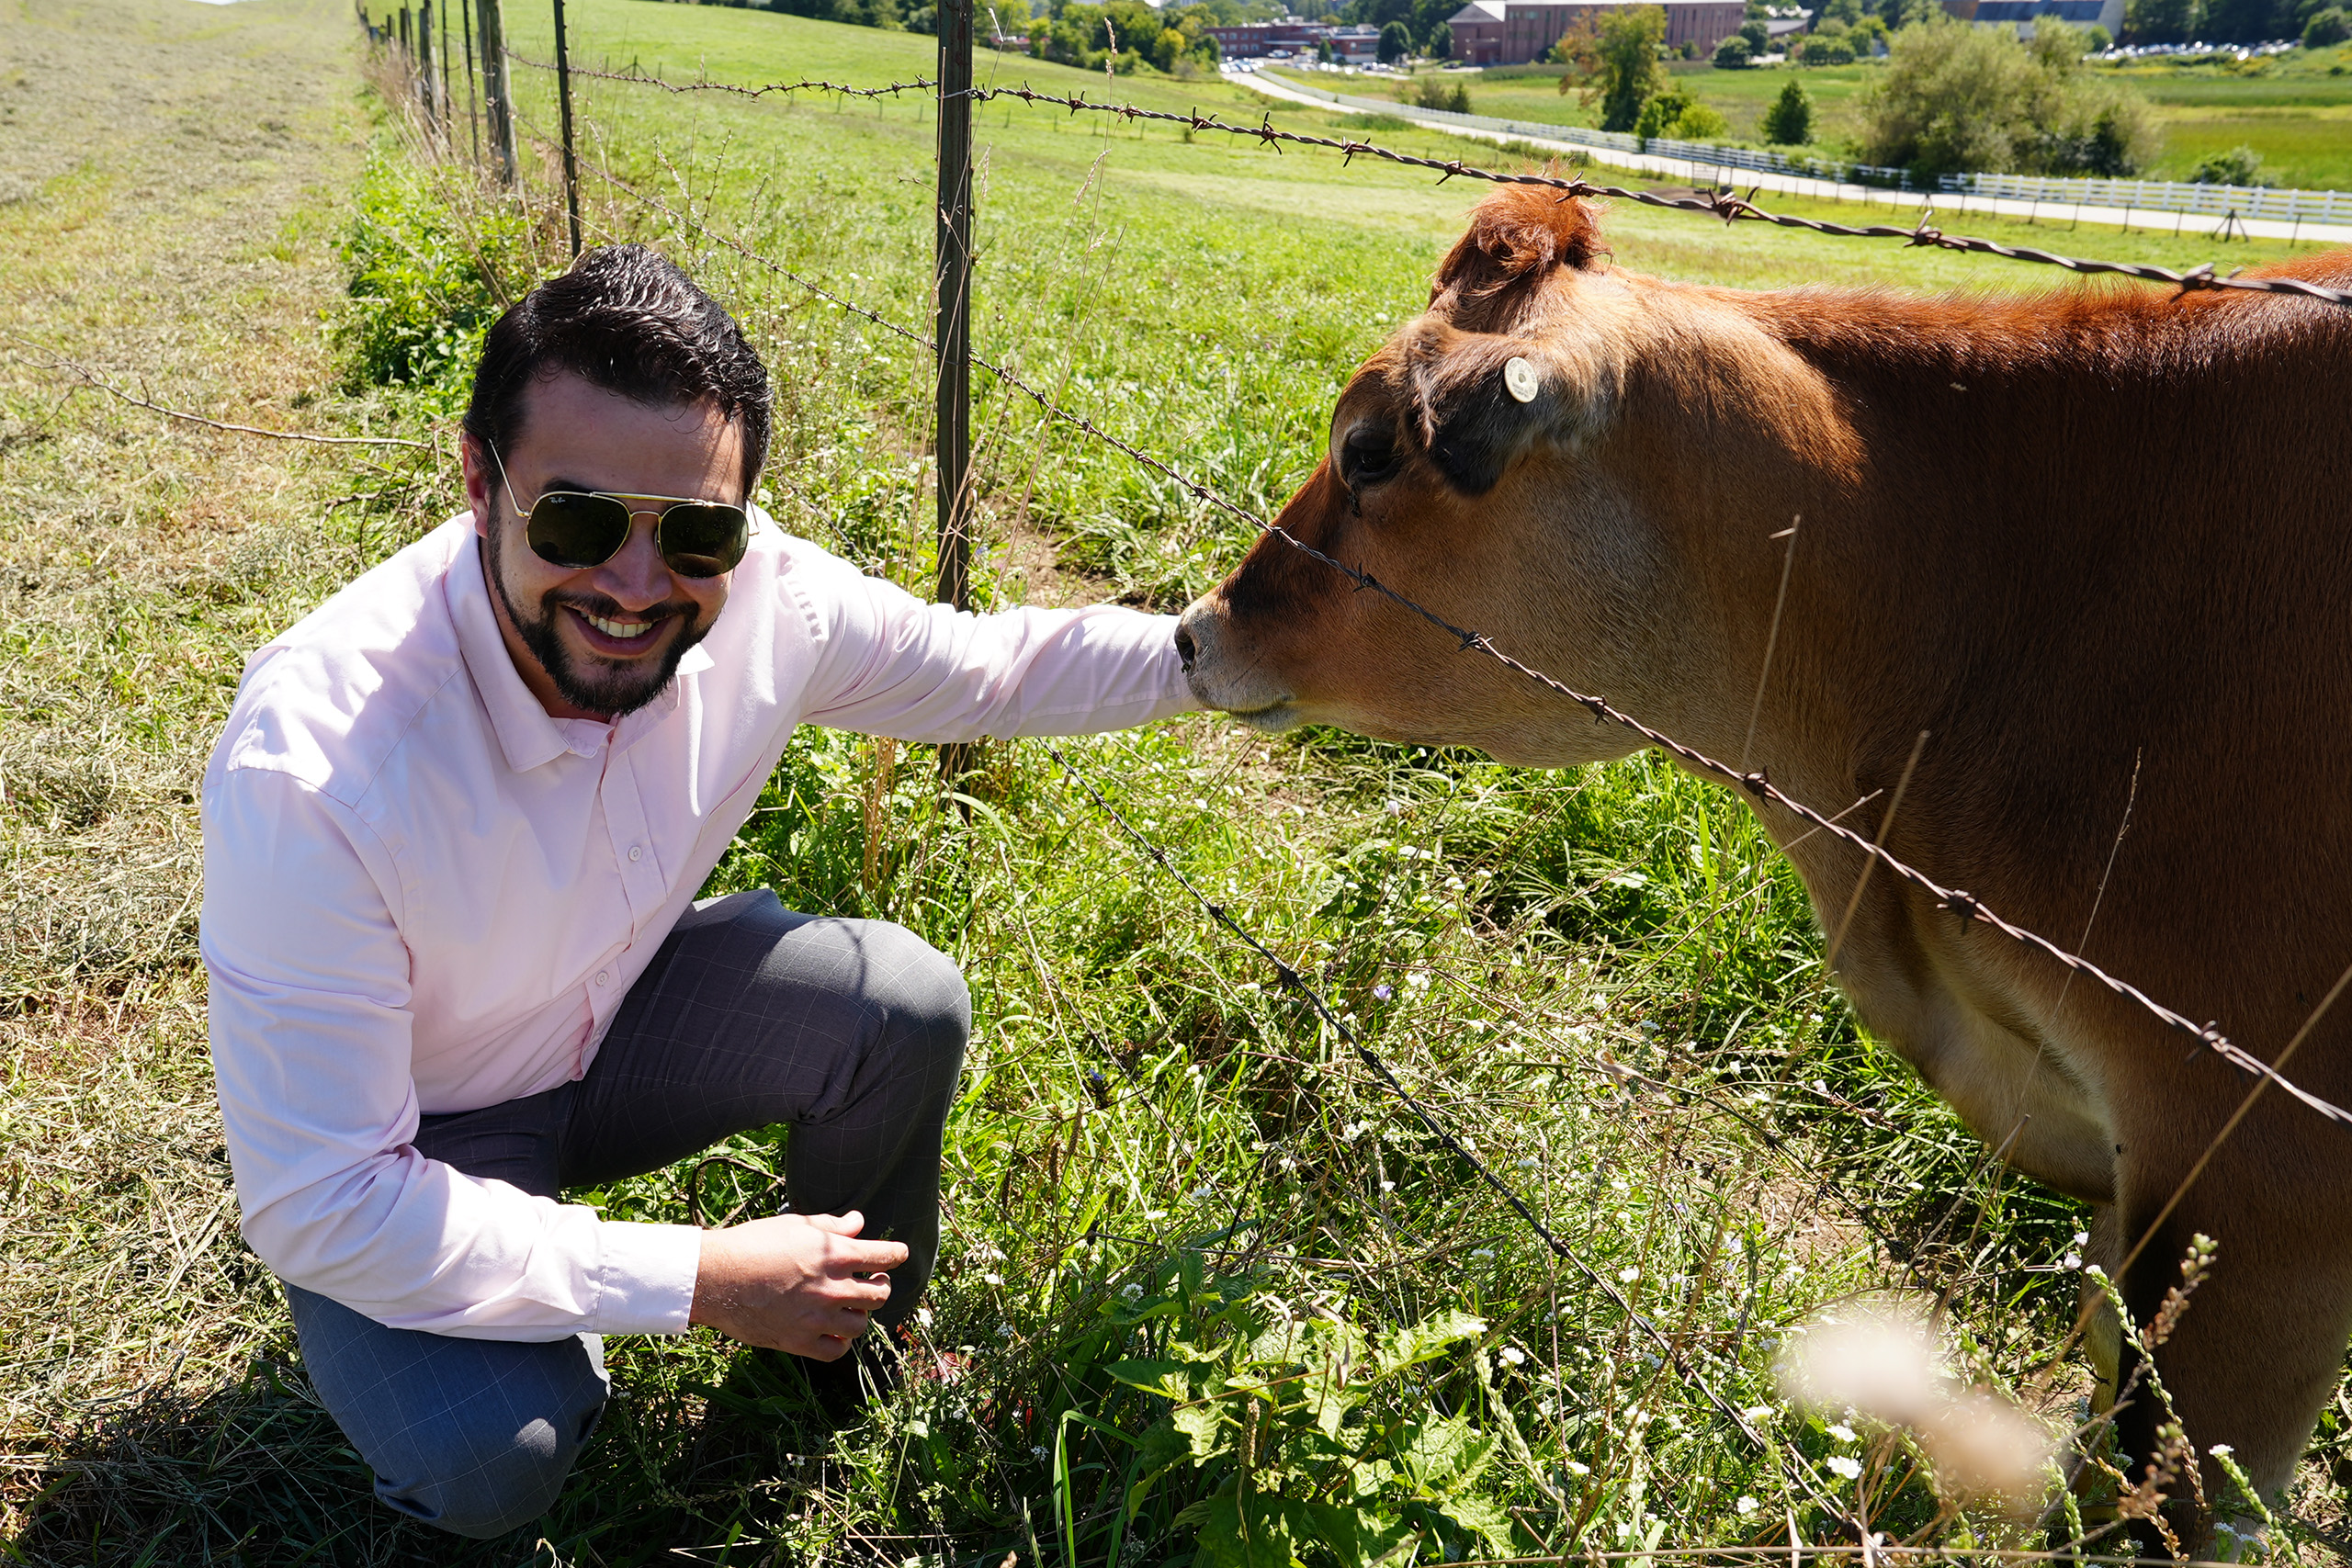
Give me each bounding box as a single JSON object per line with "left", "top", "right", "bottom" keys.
{"left": 590, "top": 1220, "right": 703, "bottom": 1335}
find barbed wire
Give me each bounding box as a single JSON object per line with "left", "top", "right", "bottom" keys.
{"left": 508, "top": 51, "right": 2352, "bottom": 311}
{"left": 548, "top": 126, "right": 2352, "bottom": 1134}
{"left": 513, "top": 53, "right": 939, "bottom": 101}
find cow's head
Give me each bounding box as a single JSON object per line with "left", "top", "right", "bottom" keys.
{"left": 1175, "top": 186, "right": 1853, "bottom": 768}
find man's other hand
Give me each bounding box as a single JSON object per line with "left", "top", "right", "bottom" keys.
{"left": 690, "top": 1212, "right": 908, "bottom": 1358}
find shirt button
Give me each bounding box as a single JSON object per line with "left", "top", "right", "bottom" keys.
{"left": 628, "top": 845, "right": 642, "bottom": 863}
{"left": 595, "top": 971, "right": 609, "bottom": 987}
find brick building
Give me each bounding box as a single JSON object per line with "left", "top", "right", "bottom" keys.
{"left": 1444, "top": 0, "right": 1746, "bottom": 63}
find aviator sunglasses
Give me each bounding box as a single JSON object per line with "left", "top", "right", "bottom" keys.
{"left": 487, "top": 440, "right": 750, "bottom": 580}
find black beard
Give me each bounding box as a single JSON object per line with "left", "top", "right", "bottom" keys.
{"left": 481, "top": 535, "right": 712, "bottom": 719}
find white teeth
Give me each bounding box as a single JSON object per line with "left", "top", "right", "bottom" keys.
{"left": 582, "top": 612, "right": 655, "bottom": 640}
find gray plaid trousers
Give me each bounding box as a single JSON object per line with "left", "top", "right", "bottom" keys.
{"left": 282, "top": 890, "right": 970, "bottom": 1538}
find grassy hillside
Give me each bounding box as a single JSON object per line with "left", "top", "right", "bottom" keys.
{"left": 6, "top": 0, "right": 2352, "bottom": 1562}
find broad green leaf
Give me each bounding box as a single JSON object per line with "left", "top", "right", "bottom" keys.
{"left": 1439, "top": 1491, "right": 1518, "bottom": 1555}
{"left": 1192, "top": 1491, "right": 1295, "bottom": 1568}
{"left": 1377, "top": 1311, "right": 1487, "bottom": 1375}
{"left": 1107, "top": 1358, "right": 1211, "bottom": 1400}
{"left": 1173, "top": 1399, "right": 1231, "bottom": 1461}
{"left": 1402, "top": 1416, "right": 1498, "bottom": 1492}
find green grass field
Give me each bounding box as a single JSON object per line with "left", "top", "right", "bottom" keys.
{"left": 6, "top": 0, "right": 2352, "bottom": 1562}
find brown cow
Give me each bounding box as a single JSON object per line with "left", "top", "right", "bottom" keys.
{"left": 1174, "top": 185, "right": 2352, "bottom": 1543}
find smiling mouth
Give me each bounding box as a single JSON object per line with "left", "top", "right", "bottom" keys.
{"left": 567, "top": 604, "right": 667, "bottom": 648}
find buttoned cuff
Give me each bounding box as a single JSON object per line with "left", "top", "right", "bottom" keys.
{"left": 590, "top": 1220, "right": 704, "bottom": 1335}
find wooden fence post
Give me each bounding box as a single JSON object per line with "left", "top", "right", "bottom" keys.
{"left": 460, "top": 0, "right": 481, "bottom": 164}
{"left": 553, "top": 0, "right": 582, "bottom": 256}
{"left": 934, "top": 0, "right": 976, "bottom": 784}
{"left": 416, "top": 0, "right": 436, "bottom": 131}
{"left": 478, "top": 0, "right": 516, "bottom": 186}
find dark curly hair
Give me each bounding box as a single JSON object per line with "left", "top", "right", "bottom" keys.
{"left": 462, "top": 244, "right": 771, "bottom": 496}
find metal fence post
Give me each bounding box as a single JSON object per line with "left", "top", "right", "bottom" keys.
{"left": 934, "top": 0, "right": 975, "bottom": 784}
{"left": 478, "top": 0, "right": 516, "bottom": 186}
{"left": 553, "top": 0, "right": 582, "bottom": 255}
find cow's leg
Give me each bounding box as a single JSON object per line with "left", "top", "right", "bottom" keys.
{"left": 2106, "top": 1136, "right": 2352, "bottom": 1552}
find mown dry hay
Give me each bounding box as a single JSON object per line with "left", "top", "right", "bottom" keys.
{"left": 0, "top": 0, "right": 415, "bottom": 1553}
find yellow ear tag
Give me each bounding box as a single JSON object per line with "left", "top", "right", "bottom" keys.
{"left": 1504, "top": 356, "right": 1541, "bottom": 403}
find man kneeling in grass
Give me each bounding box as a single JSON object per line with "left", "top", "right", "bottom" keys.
{"left": 198, "top": 246, "right": 1194, "bottom": 1539}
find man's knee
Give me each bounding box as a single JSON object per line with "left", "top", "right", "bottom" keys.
{"left": 288, "top": 1285, "right": 608, "bottom": 1540}
{"left": 860, "top": 921, "right": 970, "bottom": 1072}
{"left": 380, "top": 1405, "right": 593, "bottom": 1538}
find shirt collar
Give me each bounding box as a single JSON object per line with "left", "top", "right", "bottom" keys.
{"left": 447, "top": 529, "right": 714, "bottom": 772}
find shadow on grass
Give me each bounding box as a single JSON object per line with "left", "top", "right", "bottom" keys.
{"left": 8, "top": 1341, "right": 999, "bottom": 1567}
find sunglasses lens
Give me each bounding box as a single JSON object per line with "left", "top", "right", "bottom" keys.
{"left": 657, "top": 504, "right": 749, "bottom": 580}
{"left": 526, "top": 492, "right": 633, "bottom": 569}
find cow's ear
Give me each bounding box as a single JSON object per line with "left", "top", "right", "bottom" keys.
{"left": 1430, "top": 187, "right": 1606, "bottom": 334}
{"left": 1405, "top": 328, "right": 1600, "bottom": 498}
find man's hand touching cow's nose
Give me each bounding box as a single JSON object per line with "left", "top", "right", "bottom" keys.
{"left": 691, "top": 1212, "right": 908, "bottom": 1358}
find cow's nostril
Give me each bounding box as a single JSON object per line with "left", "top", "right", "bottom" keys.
{"left": 1173, "top": 625, "right": 1198, "bottom": 671}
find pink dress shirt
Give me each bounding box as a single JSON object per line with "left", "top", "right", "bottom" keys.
{"left": 200, "top": 511, "right": 1193, "bottom": 1340}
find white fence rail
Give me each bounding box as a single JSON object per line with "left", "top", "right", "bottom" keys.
{"left": 1255, "top": 71, "right": 2352, "bottom": 221}
{"left": 1938, "top": 171, "right": 2352, "bottom": 225}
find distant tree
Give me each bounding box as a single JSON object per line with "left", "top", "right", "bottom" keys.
{"left": 2306, "top": 4, "right": 2351, "bottom": 40}
{"left": 1860, "top": 18, "right": 2160, "bottom": 175}
{"left": 1426, "top": 19, "right": 1453, "bottom": 55}
{"left": 1409, "top": 0, "right": 1454, "bottom": 46}
{"left": 1824, "top": 0, "right": 1866, "bottom": 24}
{"left": 2123, "top": 0, "right": 2203, "bottom": 43}
{"left": 1714, "top": 31, "right": 1755, "bottom": 63}
{"left": 2083, "top": 22, "right": 2114, "bottom": 47}
{"left": 1760, "top": 74, "right": 1813, "bottom": 140}
{"left": 2192, "top": 143, "right": 2269, "bottom": 182}
{"left": 1317, "top": 34, "right": 1336, "bottom": 59}
{"left": 1554, "top": 4, "right": 1668, "bottom": 130}
{"left": 1800, "top": 30, "right": 1857, "bottom": 61}
{"left": 1739, "top": 16, "right": 1772, "bottom": 48}
{"left": 1379, "top": 18, "right": 1411, "bottom": 59}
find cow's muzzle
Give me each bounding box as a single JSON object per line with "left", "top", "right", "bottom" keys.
{"left": 1175, "top": 595, "right": 1298, "bottom": 728}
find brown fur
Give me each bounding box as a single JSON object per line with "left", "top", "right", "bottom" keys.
{"left": 1176, "top": 185, "right": 2352, "bottom": 1539}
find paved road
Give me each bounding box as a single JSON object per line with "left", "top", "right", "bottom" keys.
{"left": 1227, "top": 66, "right": 2352, "bottom": 248}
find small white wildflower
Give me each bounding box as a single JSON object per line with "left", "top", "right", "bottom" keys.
{"left": 1827, "top": 1423, "right": 1857, "bottom": 1444}
{"left": 1190, "top": 1184, "right": 1215, "bottom": 1200}
{"left": 1736, "top": 1495, "right": 1758, "bottom": 1517}
{"left": 1742, "top": 1405, "right": 1774, "bottom": 1423}
{"left": 1032, "top": 1445, "right": 1050, "bottom": 1461}
{"left": 1516, "top": 1156, "right": 1541, "bottom": 1169}
{"left": 996, "top": 1321, "right": 1015, "bottom": 1337}
{"left": 1500, "top": 1346, "right": 1526, "bottom": 1367}
{"left": 2064, "top": 1252, "right": 2083, "bottom": 1269}
{"left": 1121, "top": 1281, "right": 1144, "bottom": 1300}
{"left": 1378, "top": 1179, "right": 1396, "bottom": 1192}
{"left": 1472, "top": 1248, "right": 1494, "bottom": 1259}
{"left": 1565, "top": 1459, "right": 1590, "bottom": 1476}
{"left": 1617, "top": 1265, "right": 1641, "bottom": 1283}
{"left": 1826, "top": 1455, "right": 1863, "bottom": 1480}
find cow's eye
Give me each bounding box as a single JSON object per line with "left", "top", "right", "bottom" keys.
{"left": 1340, "top": 424, "right": 1403, "bottom": 489}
